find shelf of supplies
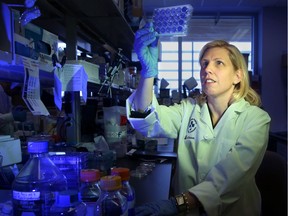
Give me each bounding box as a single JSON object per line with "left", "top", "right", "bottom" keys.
{"left": 2, "top": 0, "right": 134, "bottom": 59}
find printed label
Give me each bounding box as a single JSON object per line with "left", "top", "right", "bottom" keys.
{"left": 13, "top": 191, "right": 40, "bottom": 201}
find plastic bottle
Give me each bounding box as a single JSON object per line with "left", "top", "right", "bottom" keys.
{"left": 12, "top": 141, "right": 68, "bottom": 216}
{"left": 96, "top": 175, "right": 128, "bottom": 216}
{"left": 111, "top": 167, "right": 135, "bottom": 216}
{"left": 50, "top": 190, "right": 87, "bottom": 215}
{"left": 80, "top": 169, "right": 101, "bottom": 216}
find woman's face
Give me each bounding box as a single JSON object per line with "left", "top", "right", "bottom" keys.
{"left": 200, "top": 47, "right": 241, "bottom": 100}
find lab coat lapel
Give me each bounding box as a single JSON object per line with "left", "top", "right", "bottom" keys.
{"left": 214, "top": 98, "right": 247, "bottom": 132}
{"left": 200, "top": 103, "right": 214, "bottom": 132}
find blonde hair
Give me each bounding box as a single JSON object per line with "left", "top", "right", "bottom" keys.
{"left": 196, "top": 40, "right": 261, "bottom": 107}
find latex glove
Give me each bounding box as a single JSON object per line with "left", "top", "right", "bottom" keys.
{"left": 134, "top": 22, "right": 159, "bottom": 78}
{"left": 12, "top": 106, "right": 27, "bottom": 122}
{"left": 135, "top": 198, "right": 178, "bottom": 216}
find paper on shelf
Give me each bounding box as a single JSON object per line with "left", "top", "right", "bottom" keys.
{"left": 21, "top": 57, "right": 50, "bottom": 116}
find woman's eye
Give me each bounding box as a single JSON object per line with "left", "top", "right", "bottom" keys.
{"left": 216, "top": 60, "right": 224, "bottom": 65}
{"left": 201, "top": 62, "right": 208, "bottom": 68}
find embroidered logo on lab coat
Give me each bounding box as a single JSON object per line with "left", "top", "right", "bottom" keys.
{"left": 185, "top": 118, "right": 197, "bottom": 139}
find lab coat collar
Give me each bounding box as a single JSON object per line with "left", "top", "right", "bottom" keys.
{"left": 199, "top": 98, "right": 248, "bottom": 128}
{"left": 228, "top": 98, "right": 249, "bottom": 113}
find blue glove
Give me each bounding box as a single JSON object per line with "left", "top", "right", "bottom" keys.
{"left": 134, "top": 22, "right": 159, "bottom": 78}
{"left": 12, "top": 106, "right": 27, "bottom": 122}
{"left": 135, "top": 198, "right": 178, "bottom": 216}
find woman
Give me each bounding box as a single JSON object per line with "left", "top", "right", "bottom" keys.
{"left": 126, "top": 23, "right": 271, "bottom": 216}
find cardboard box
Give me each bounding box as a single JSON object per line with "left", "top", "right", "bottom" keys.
{"left": 0, "top": 137, "right": 22, "bottom": 167}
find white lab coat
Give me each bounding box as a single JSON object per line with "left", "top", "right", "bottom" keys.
{"left": 127, "top": 91, "right": 271, "bottom": 216}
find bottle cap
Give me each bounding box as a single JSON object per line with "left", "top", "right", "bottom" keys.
{"left": 111, "top": 167, "right": 130, "bottom": 181}
{"left": 80, "top": 169, "right": 101, "bottom": 182}
{"left": 100, "top": 175, "right": 122, "bottom": 191}
{"left": 27, "top": 141, "right": 48, "bottom": 153}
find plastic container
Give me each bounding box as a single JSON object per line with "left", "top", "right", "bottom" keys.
{"left": 80, "top": 169, "right": 102, "bottom": 216}
{"left": 50, "top": 152, "right": 89, "bottom": 190}
{"left": 12, "top": 141, "right": 68, "bottom": 216}
{"left": 96, "top": 175, "right": 128, "bottom": 216}
{"left": 152, "top": 4, "right": 193, "bottom": 37}
{"left": 111, "top": 167, "right": 135, "bottom": 216}
{"left": 50, "top": 190, "right": 86, "bottom": 215}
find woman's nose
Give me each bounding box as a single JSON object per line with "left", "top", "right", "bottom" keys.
{"left": 202, "top": 64, "right": 212, "bottom": 75}
{"left": 207, "top": 62, "right": 213, "bottom": 70}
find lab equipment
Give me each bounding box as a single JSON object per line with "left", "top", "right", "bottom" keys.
{"left": 153, "top": 4, "right": 193, "bottom": 37}
{"left": 98, "top": 48, "right": 129, "bottom": 97}
{"left": 111, "top": 167, "right": 136, "bottom": 216}
{"left": 96, "top": 175, "right": 128, "bottom": 216}
{"left": 183, "top": 76, "right": 198, "bottom": 98}
{"left": 12, "top": 141, "right": 67, "bottom": 216}
{"left": 80, "top": 169, "right": 102, "bottom": 216}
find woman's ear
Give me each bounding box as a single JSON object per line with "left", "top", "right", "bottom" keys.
{"left": 233, "top": 69, "right": 242, "bottom": 85}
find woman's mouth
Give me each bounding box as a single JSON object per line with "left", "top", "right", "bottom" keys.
{"left": 204, "top": 78, "right": 216, "bottom": 84}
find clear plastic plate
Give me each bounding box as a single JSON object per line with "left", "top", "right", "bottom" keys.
{"left": 153, "top": 4, "right": 193, "bottom": 37}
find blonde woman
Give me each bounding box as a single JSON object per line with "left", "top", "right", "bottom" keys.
{"left": 127, "top": 23, "right": 271, "bottom": 216}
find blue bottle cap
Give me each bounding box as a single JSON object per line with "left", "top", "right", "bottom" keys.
{"left": 27, "top": 141, "right": 48, "bottom": 153}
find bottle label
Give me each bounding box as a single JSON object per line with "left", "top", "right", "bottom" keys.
{"left": 13, "top": 191, "right": 40, "bottom": 200}
{"left": 13, "top": 190, "right": 54, "bottom": 216}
